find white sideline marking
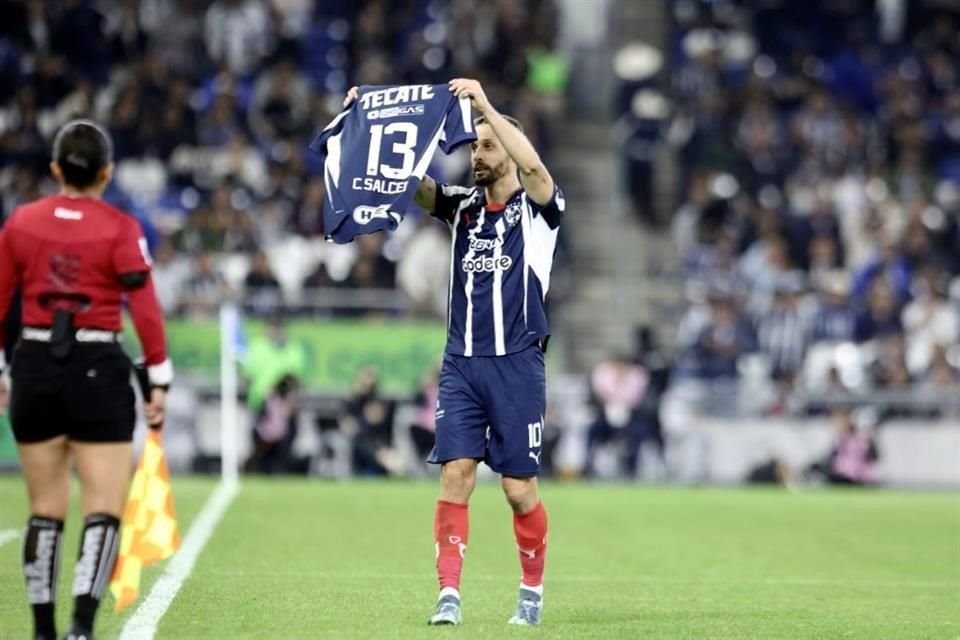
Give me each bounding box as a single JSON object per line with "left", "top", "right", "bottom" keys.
{"left": 0, "top": 529, "right": 20, "bottom": 549}
{"left": 118, "top": 480, "right": 239, "bottom": 640}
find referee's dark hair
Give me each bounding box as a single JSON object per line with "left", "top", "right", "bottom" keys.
{"left": 51, "top": 119, "right": 114, "bottom": 190}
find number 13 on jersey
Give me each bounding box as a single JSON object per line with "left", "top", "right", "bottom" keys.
{"left": 366, "top": 122, "right": 419, "bottom": 180}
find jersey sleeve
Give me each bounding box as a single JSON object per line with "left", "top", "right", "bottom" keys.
{"left": 527, "top": 183, "right": 566, "bottom": 230}
{"left": 433, "top": 183, "right": 475, "bottom": 224}
{"left": 113, "top": 217, "right": 152, "bottom": 276}
{"left": 438, "top": 95, "right": 476, "bottom": 153}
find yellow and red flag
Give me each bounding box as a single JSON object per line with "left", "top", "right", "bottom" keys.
{"left": 109, "top": 430, "right": 181, "bottom": 612}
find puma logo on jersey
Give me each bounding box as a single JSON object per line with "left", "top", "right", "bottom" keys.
{"left": 54, "top": 207, "right": 83, "bottom": 220}
{"left": 528, "top": 451, "right": 542, "bottom": 465}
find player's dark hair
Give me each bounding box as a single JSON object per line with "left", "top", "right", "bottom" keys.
{"left": 474, "top": 114, "right": 524, "bottom": 133}
{"left": 52, "top": 119, "right": 113, "bottom": 189}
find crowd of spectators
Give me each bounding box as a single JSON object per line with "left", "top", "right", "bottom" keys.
{"left": 0, "top": 0, "right": 567, "bottom": 320}
{"left": 660, "top": 0, "right": 960, "bottom": 419}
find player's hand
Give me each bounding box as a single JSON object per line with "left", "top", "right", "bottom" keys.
{"left": 449, "top": 78, "right": 491, "bottom": 115}
{"left": 343, "top": 86, "right": 359, "bottom": 108}
{"left": 144, "top": 387, "right": 166, "bottom": 429}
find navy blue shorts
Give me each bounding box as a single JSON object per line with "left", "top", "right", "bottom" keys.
{"left": 427, "top": 344, "right": 546, "bottom": 477}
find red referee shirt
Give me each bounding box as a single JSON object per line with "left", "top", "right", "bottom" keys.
{"left": 0, "top": 194, "right": 172, "bottom": 385}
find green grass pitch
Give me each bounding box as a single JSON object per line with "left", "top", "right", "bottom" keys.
{"left": 1, "top": 477, "right": 958, "bottom": 639}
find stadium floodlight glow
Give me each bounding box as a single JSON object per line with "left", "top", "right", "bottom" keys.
{"left": 613, "top": 42, "right": 663, "bottom": 82}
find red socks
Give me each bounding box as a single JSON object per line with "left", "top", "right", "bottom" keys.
{"left": 434, "top": 499, "right": 548, "bottom": 593}
{"left": 434, "top": 500, "right": 469, "bottom": 591}
{"left": 513, "top": 501, "right": 548, "bottom": 587}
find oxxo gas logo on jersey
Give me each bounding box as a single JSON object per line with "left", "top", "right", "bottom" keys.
{"left": 367, "top": 104, "right": 425, "bottom": 120}
{"left": 353, "top": 205, "right": 401, "bottom": 225}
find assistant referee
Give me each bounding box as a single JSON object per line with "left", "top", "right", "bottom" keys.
{"left": 0, "top": 120, "right": 172, "bottom": 640}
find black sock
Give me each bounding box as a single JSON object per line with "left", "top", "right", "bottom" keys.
{"left": 22, "top": 515, "right": 65, "bottom": 640}
{"left": 71, "top": 513, "right": 120, "bottom": 631}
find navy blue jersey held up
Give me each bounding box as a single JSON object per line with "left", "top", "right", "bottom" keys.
{"left": 432, "top": 182, "right": 565, "bottom": 357}
{"left": 309, "top": 84, "right": 476, "bottom": 243}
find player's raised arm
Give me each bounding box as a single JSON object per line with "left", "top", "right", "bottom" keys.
{"left": 449, "top": 78, "right": 555, "bottom": 206}
{"left": 414, "top": 175, "right": 438, "bottom": 212}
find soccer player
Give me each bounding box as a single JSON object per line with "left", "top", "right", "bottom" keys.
{"left": 345, "top": 78, "right": 563, "bottom": 626}
{"left": 0, "top": 120, "right": 171, "bottom": 640}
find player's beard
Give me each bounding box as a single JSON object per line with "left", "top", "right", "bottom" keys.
{"left": 473, "top": 159, "right": 510, "bottom": 187}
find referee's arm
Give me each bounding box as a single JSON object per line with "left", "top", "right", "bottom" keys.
{"left": 113, "top": 220, "right": 173, "bottom": 389}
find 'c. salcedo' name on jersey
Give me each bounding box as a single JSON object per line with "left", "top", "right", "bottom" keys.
{"left": 309, "top": 84, "right": 476, "bottom": 243}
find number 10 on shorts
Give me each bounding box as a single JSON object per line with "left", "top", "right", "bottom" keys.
{"left": 527, "top": 421, "right": 543, "bottom": 448}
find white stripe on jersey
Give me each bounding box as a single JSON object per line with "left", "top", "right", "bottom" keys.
{"left": 462, "top": 209, "right": 486, "bottom": 357}
{"left": 492, "top": 217, "right": 507, "bottom": 355}
{"left": 413, "top": 122, "right": 445, "bottom": 178}
{"left": 519, "top": 194, "right": 532, "bottom": 329}
{"left": 447, "top": 192, "right": 475, "bottom": 333}
{"left": 447, "top": 209, "right": 460, "bottom": 331}
{"left": 521, "top": 193, "right": 560, "bottom": 295}
{"left": 459, "top": 97, "right": 473, "bottom": 133}
{"left": 325, "top": 130, "right": 343, "bottom": 188}
{"left": 440, "top": 184, "right": 476, "bottom": 202}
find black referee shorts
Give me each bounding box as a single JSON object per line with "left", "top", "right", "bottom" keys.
{"left": 10, "top": 341, "right": 136, "bottom": 444}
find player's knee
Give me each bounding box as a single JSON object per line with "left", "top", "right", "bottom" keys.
{"left": 441, "top": 459, "right": 477, "bottom": 496}
{"left": 501, "top": 477, "right": 537, "bottom": 513}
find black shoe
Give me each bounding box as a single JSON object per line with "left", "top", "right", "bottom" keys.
{"left": 61, "top": 625, "right": 93, "bottom": 640}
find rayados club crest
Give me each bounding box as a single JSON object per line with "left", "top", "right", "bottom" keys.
{"left": 504, "top": 201, "right": 523, "bottom": 227}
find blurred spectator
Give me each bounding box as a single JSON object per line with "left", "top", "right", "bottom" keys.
{"left": 242, "top": 314, "right": 308, "bottom": 415}
{"left": 182, "top": 251, "right": 231, "bottom": 319}
{"left": 809, "top": 271, "right": 857, "bottom": 343}
{"left": 806, "top": 408, "right": 880, "bottom": 486}
{"left": 151, "top": 239, "right": 190, "bottom": 315}
{"left": 147, "top": 0, "right": 208, "bottom": 81}
{"left": 289, "top": 176, "right": 325, "bottom": 237}
{"left": 344, "top": 234, "right": 395, "bottom": 289}
{"left": 204, "top": 0, "right": 272, "bottom": 77}
{"left": 408, "top": 365, "right": 440, "bottom": 466}
{"left": 248, "top": 57, "right": 311, "bottom": 144}
{"left": 585, "top": 354, "right": 653, "bottom": 477}
{"left": 244, "top": 373, "right": 304, "bottom": 474}
{"left": 397, "top": 216, "right": 451, "bottom": 319}
{"left": 339, "top": 368, "right": 403, "bottom": 477}
{"left": 755, "top": 273, "right": 811, "bottom": 392}
{"left": 902, "top": 267, "right": 959, "bottom": 375}
{"left": 681, "top": 290, "right": 756, "bottom": 381}
{"left": 244, "top": 251, "right": 283, "bottom": 318}
{"left": 854, "top": 278, "right": 902, "bottom": 343}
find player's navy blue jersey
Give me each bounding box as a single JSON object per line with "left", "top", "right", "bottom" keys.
{"left": 309, "top": 84, "right": 475, "bottom": 243}
{"left": 432, "top": 182, "right": 565, "bottom": 357}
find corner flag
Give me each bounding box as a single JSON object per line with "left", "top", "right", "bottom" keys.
{"left": 109, "top": 430, "right": 181, "bottom": 612}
